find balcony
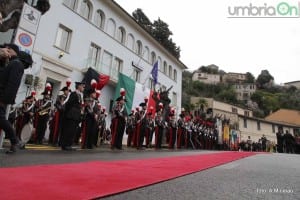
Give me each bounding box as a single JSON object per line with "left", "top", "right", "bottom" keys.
{"left": 83, "top": 58, "right": 120, "bottom": 82}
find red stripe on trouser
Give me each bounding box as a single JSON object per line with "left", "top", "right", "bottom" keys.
{"left": 132, "top": 129, "right": 137, "bottom": 147}
{"left": 155, "top": 127, "right": 158, "bottom": 148}
{"left": 145, "top": 129, "right": 149, "bottom": 146}
{"left": 177, "top": 129, "right": 182, "bottom": 148}
{"left": 53, "top": 112, "right": 60, "bottom": 143}
{"left": 136, "top": 123, "right": 141, "bottom": 148}
{"left": 81, "top": 121, "right": 87, "bottom": 149}
{"left": 168, "top": 128, "right": 172, "bottom": 148}
{"left": 111, "top": 119, "right": 118, "bottom": 147}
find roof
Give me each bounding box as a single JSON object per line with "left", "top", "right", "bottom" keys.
{"left": 265, "top": 109, "right": 300, "bottom": 126}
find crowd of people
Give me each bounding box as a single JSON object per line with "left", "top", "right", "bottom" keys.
{"left": 11, "top": 84, "right": 221, "bottom": 152}
{"left": 1, "top": 43, "right": 299, "bottom": 155}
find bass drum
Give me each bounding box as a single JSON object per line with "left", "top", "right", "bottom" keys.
{"left": 20, "top": 123, "right": 33, "bottom": 143}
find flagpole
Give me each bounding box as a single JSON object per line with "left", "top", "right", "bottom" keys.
{"left": 131, "top": 48, "right": 146, "bottom": 77}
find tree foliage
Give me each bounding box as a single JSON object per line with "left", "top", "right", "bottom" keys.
{"left": 256, "top": 70, "right": 274, "bottom": 89}
{"left": 132, "top": 9, "right": 181, "bottom": 59}
{"left": 183, "top": 70, "right": 300, "bottom": 118}
{"left": 245, "top": 72, "right": 255, "bottom": 83}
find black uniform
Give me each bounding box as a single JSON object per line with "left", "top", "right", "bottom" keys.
{"left": 61, "top": 91, "right": 83, "bottom": 149}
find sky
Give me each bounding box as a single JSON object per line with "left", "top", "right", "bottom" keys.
{"left": 115, "top": 0, "right": 300, "bottom": 84}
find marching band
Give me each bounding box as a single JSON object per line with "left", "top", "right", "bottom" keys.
{"left": 11, "top": 80, "right": 220, "bottom": 151}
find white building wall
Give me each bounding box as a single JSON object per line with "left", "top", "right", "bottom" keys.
{"left": 15, "top": 0, "right": 184, "bottom": 122}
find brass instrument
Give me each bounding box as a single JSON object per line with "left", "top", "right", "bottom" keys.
{"left": 37, "top": 100, "right": 52, "bottom": 116}
{"left": 38, "top": 107, "right": 51, "bottom": 116}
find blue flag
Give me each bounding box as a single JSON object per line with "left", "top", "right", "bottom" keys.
{"left": 151, "top": 61, "right": 158, "bottom": 85}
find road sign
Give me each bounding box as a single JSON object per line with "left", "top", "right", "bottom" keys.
{"left": 19, "top": 3, "right": 41, "bottom": 35}
{"left": 14, "top": 28, "right": 35, "bottom": 54}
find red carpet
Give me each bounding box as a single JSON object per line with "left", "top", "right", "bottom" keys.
{"left": 0, "top": 152, "right": 255, "bottom": 200}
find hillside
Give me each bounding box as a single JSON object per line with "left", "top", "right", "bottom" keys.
{"left": 182, "top": 70, "right": 300, "bottom": 118}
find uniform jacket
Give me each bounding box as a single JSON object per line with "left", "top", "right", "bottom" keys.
{"left": 0, "top": 56, "right": 24, "bottom": 105}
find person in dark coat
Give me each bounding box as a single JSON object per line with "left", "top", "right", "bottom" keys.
{"left": 111, "top": 89, "right": 128, "bottom": 150}
{"left": 49, "top": 84, "right": 71, "bottom": 145}
{"left": 0, "top": 44, "right": 32, "bottom": 153}
{"left": 81, "top": 87, "right": 97, "bottom": 149}
{"left": 276, "top": 127, "right": 284, "bottom": 153}
{"left": 60, "top": 81, "right": 85, "bottom": 150}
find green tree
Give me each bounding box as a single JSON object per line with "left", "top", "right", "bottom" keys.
{"left": 132, "top": 9, "right": 152, "bottom": 33}
{"left": 256, "top": 70, "right": 274, "bottom": 89}
{"left": 132, "top": 10, "right": 181, "bottom": 58}
{"left": 245, "top": 72, "right": 255, "bottom": 83}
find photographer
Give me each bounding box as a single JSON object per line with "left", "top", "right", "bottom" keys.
{"left": 0, "top": 44, "right": 33, "bottom": 153}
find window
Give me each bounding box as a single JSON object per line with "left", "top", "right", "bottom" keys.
{"left": 107, "top": 18, "right": 116, "bottom": 37}
{"left": 158, "top": 57, "right": 162, "bottom": 71}
{"left": 112, "top": 57, "right": 123, "bottom": 80}
{"left": 272, "top": 124, "right": 275, "bottom": 133}
{"left": 257, "top": 121, "right": 261, "bottom": 130}
{"left": 172, "top": 92, "right": 177, "bottom": 107}
{"left": 136, "top": 40, "right": 143, "bottom": 56}
{"left": 79, "top": 0, "right": 92, "bottom": 20}
{"left": 168, "top": 65, "right": 172, "bottom": 77}
{"left": 173, "top": 69, "right": 177, "bottom": 81}
{"left": 163, "top": 61, "right": 167, "bottom": 74}
{"left": 151, "top": 52, "right": 156, "bottom": 65}
{"left": 63, "top": 0, "right": 76, "bottom": 10}
{"left": 117, "top": 27, "right": 126, "bottom": 44}
{"left": 55, "top": 24, "right": 72, "bottom": 52}
{"left": 133, "top": 69, "right": 141, "bottom": 82}
{"left": 95, "top": 9, "right": 105, "bottom": 29}
{"left": 244, "top": 111, "right": 249, "bottom": 117}
{"left": 243, "top": 118, "right": 247, "bottom": 128}
{"left": 232, "top": 107, "right": 237, "bottom": 113}
{"left": 88, "top": 43, "right": 101, "bottom": 69}
{"left": 127, "top": 34, "right": 134, "bottom": 50}
{"left": 101, "top": 51, "right": 112, "bottom": 75}
{"left": 144, "top": 46, "right": 150, "bottom": 61}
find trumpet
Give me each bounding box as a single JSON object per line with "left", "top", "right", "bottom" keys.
{"left": 38, "top": 107, "right": 51, "bottom": 116}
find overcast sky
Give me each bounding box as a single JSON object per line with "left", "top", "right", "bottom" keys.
{"left": 115, "top": 0, "right": 300, "bottom": 84}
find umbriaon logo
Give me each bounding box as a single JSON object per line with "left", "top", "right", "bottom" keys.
{"left": 228, "top": 2, "right": 300, "bottom": 18}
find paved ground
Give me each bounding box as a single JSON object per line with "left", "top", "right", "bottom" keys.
{"left": 101, "top": 153, "right": 300, "bottom": 200}
{"left": 0, "top": 144, "right": 299, "bottom": 200}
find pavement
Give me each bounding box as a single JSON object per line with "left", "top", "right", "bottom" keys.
{"left": 0, "top": 143, "right": 299, "bottom": 200}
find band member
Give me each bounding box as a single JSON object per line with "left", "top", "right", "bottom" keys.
{"left": 126, "top": 109, "right": 135, "bottom": 147}
{"left": 111, "top": 88, "right": 127, "bottom": 150}
{"left": 81, "top": 85, "right": 97, "bottom": 149}
{"left": 168, "top": 108, "right": 177, "bottom": 149}
{"left": 49, "top": 79, "right": 71, "bottom": 145}
{"left": 154, "top": 103, "right": 164, "bottom": 149}
{"left": 61, "top": 81, "right": 85, "bottom": 151}
{"left": 137, "top": 100, "right": 148, "bottom": 149}
{"left": 35, "top": 83, "right": 52, "bottom": 144}
{"left": 132, "top": 106, "right": 140, "bottom": 147}
{"left": 16, "top": 92, "right": 35, "bottom": 139}
{"left": 146, "top": 107, "right": 155, "bottom": 148}
{"left": 177, "top": 112, "right": 185, "bottom": 149}
{"left": 97, "top": 106, "right": 107, "bottom": 145}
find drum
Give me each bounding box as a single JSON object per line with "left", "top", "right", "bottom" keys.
{"left": 20, "top": 123, "right": 33, "bottom": 143}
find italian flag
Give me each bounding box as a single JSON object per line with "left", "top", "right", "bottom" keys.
{"left": 114, "top": 73, "right": 156, "bottom": 115}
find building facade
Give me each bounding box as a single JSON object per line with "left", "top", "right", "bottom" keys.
{"left": 284, "top": 81, "right": 300, "bottom": 89}
{"left": 6, "top": 0, "right": 186, "bottom": 122}
{"left": 191, "top": 72, "right": 221, "bottom": 84}
{"left": 233, "top": 83, "right": 256, "bottom": 101}
{"left": 223, "top": 72, "right": 246, "bottom": 83}
{"left": 190, "top": 97, "right": 299, "bottom": 144}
